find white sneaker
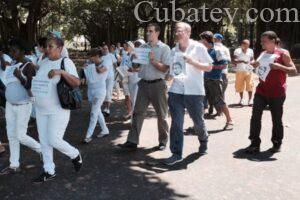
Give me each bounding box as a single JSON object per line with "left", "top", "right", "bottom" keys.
{"left": 83, "top": 137, "right": 93, "bottom": 144}
{"left": 248, "top": 99, "right": 253, "bottom": 106}
{"left": 239, "top": 99, "right": 245, "bottom": 106}
{"left": 97, "top": 132, "right": 109, "bottom": 138}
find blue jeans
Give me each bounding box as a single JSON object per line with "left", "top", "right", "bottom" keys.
{"left": 168, "top": 93, "right": 208, "bottom": 157}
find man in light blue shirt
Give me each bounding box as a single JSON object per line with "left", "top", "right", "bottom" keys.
{"left": 118, "top": 23, "right": 171, "bottom": 151}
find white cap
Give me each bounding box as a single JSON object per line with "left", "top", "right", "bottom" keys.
{"left": 127, "top": 41, "right": 134, "bottom": 49}
{"left": 135, "top": 39, "right": 145, "bottom": 45}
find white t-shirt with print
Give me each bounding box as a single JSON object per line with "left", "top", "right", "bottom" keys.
{"left": 84, "top": 61, "right": 109, "bottom": 100}
{"left": 33, "top": 57, "right": 78, "bottom": 114}
{"left": 234, "top": 48, "right": 254, "bottom": 72}
{"left": 0, "top": 54, "right": 13, "bottom": 81}
{"left": 169, "top": 40, "right": 213, "bottom": 96}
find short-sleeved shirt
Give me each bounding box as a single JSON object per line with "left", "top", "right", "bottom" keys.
{"left": 0, "top": 54, "right": 13, "bottom": 81}
{"left": 214, "top": 43, "right": 231, "bottom": 74}
{"left": 61, "top": 47, "right": 69, "bottom": 58}
{"left": 5, "top": 62, "right": 32, "bottom": 104}
{"left": 138, "top": 41, "right": 171, "bottom": 80}
{"left": 102, "top": 53, "right": 117, "bottom": 79}
{"left": 169, "top": 39, "right": 213, "bottom": 96}
{"left": 34, "top": 57, "right": 79, "bottom": 114}
{"left": 204, "top": 46, "right": 228, "bottom": 80}
{"left": 234, "top": 48, "right": 254, "bottom": 72}
{"left": 256, "top": 49, "right": 286, "bottom": 98}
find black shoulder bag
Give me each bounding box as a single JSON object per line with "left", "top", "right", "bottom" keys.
{"left": 57, "top": 58, "right": 82, "bottom": 110}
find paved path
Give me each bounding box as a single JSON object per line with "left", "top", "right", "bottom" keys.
{"left": 0, "top": 75, "right": 299, "bottom": 200}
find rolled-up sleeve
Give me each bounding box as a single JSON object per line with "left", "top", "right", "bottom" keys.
{"left": 161, "top": 45, "right": 172, "bottom": 67}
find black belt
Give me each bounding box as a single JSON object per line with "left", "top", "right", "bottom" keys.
{"left": 142, "top": 79, "right": 163, "bottom": 84}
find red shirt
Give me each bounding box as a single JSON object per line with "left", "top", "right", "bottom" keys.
{"left": 256, "top": 49, "right": 287, "bottom": 98}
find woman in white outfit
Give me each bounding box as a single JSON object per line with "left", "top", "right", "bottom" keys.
{"left": 0, "top": 39, "right": 41, "bottom": 175}
{"left": 83, "top": 49, "right": 109, "bottom": 143}
{"left": 121, "top": 41, "right": 142, "bottom": 119}
{"left": 32, "top": 36, "right": 82, "bottom": 183}
{"left": 101, "top": 45, "right": 117, "bottom": 117}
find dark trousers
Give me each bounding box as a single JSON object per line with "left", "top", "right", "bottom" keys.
{"left": 249, "top": 93, "right": 286, "bottom": 146}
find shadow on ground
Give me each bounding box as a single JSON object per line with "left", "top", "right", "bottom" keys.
{"left": 232, "top": 148, "right": 277, "bottom": 162}
{"left": 0, "top": 93, "right": 189, "bottom": 200}
{"left": 133, "top": 152, "right": 205, "bottom": 174}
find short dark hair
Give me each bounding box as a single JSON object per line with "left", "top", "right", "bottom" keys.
{"left": 87, "top": 48, "right": 102, "bottom": 57}
{"left": 275, "top": 37, "right": 281, "bottom": 45}
{"left": 38, "top": 37, "right": 48, "bottom": 49}
{"left": 47, "top": 36, "right": 64, "bottom": 47}
{"left": 200, "top": 31, "right": 214, "bottom": 44}
{"left": 261, "top": 31, "right": 278, "bottom": 41}
{"left": 9, "top": 38, "right": 28, "bottom": 52}
{"left": 147, "top": 23, "right": 161, "bottom": 33}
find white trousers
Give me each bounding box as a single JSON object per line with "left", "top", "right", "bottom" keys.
{"left": 105, "top": 77, "right": 114, "bottom": 102}
{"left": 86, "top": 95, "right": 109, "bottom": 138}
{"left": 5, "top": 102, "right": 41, "bottom": 168}
{"left": 36, "top": 110, "right": 79, "bottom": 174}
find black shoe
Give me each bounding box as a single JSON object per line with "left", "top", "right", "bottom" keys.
{"left": 244, "top": 144, "right": 260, "bottom": 154}
{"left": 269, "top": 143, "right": 281, "bottom": 153}
{"left": 199, "top": 141, "right": 208, "bottom": 155}
{"left": 117, "top": 141, "right": 137, "bottom": 150}
{"left": 72, "top": 153, "right": 83, "bottom": 172}
{"left": 32, "top": 172, "right": 56, "bottom": 183}
{"left": 156, "top": 143, "right": 166, "bottom": 151}
{"left": 0, "top": 166, "right": 21, "bottom": 175}
{"left": 185, "top": 127, "right": 195, "bottom": 135}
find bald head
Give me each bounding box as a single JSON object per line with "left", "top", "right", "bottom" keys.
{"left": 242, "top": 40, "right": 250, "bottom": 45}
{"left": 241, "top": 39, "right": 250, "bottom": 50}
{"left": 176, "top": 22, "right": 191, "bottom": 35}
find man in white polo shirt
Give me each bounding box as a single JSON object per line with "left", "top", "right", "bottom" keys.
{"left": 233, "top": 39, "right": 254, "bottom": 105}
{"left": 163, "top": 22, "right": 213, "bottom": 165}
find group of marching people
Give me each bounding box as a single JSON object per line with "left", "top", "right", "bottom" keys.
{"left": 0, "top": 22, "right": 297, "bottom": 181}
{"left": 0, "top": 31, "right": 82, "bottom": 183}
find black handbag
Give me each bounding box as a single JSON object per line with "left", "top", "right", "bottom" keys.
{"left": 57, "top": 57, "right": 82, "bottom": 110}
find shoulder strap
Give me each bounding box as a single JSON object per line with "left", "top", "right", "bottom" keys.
{"left": 19, "top": 62, "right": 29, "bottom": 70}
{"left": 60, "top": 57, "right": 67, "bottom": 71}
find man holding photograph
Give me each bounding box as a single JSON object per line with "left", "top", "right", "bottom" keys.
{"left": 118, "top": 23, "right": 171, "bottom": 151}
{"left": 163, "top": 22, "right": 213, "bottom": 165}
